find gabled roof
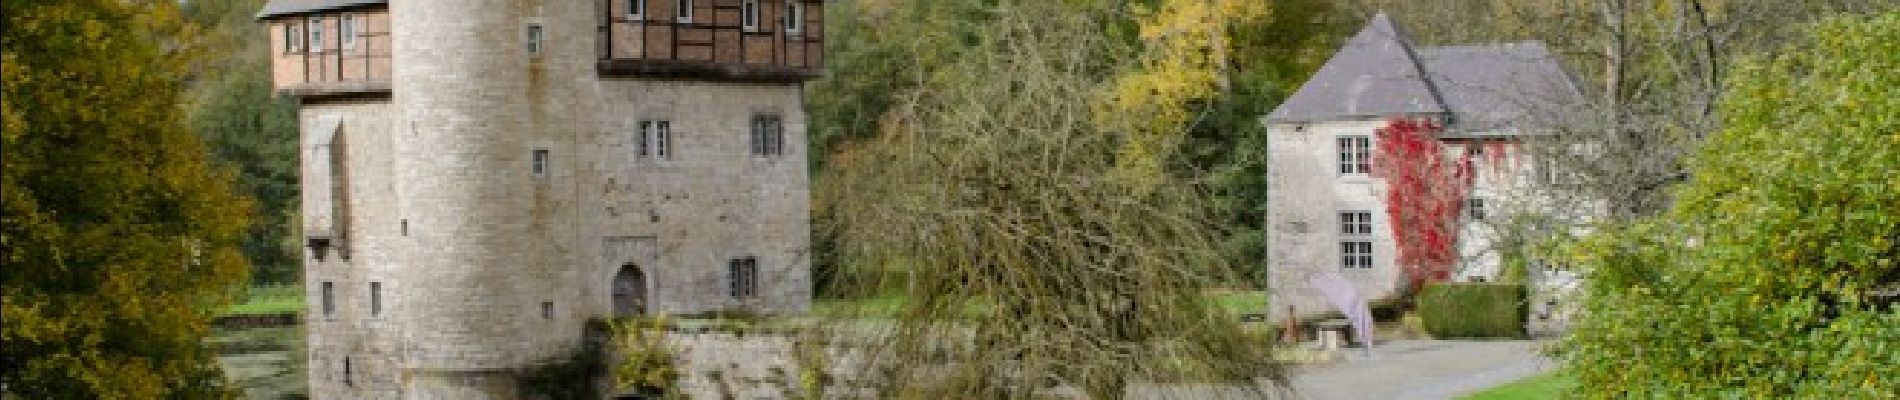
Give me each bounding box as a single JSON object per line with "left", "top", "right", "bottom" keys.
{"left": 1267, "top": 13, "right": 1583, "bottom": 131}
{"left": 1266, "top": 13, "right": 1447, "bottom": 123}
{"left": 1417, "top": 42, "right": 1583, "bottom": 133}
{"left": 257, "top": 0, "right": 386, "bottom": 20}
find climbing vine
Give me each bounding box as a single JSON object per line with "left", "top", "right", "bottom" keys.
{"left": 1371, "top": 118, "right": 1471, "bottom": 290}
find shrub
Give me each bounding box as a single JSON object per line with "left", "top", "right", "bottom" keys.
{"left": 1417, "top": 283, "right": 1527, "bottom": 339}
{"left": 1557, "top": 12, "right": 1898, "bottom": 398}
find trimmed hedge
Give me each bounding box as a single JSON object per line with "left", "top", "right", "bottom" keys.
{"left": 1417, "top": 283, "right": 1527, "bottom": 339}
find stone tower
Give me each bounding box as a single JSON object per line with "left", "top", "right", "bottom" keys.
{"left": 259, "top": 0, "right": 824, "bottom": 397}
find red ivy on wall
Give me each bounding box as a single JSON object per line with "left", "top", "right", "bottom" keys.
{"left": 1372, "top": 118, "right": 1471, "bottom": 290}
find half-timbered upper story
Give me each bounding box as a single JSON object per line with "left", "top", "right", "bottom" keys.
{"left": 600, "top": 0, "right": 824, "bottom": 81}
{"left": 258, "top": 0, "right": 825, "bottom": 98}
{"left": 259, "top": 1, "right": 392, "bottom": 98}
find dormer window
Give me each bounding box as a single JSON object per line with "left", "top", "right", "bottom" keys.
{"left": 741, "top": 0, "right": 760, "bottom": 32}
{"left": 626, "top": 0, "right": 645, "bottom": 20}
{"left": 675, "top": 0, "right": 693, "bottom": 23}
{"left": 785, "top": 2, "right": 804, "bottom": 34}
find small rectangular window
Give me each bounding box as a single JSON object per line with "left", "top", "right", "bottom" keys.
{"left": 627, "top": 0, "right": 646, "bottom": 19}
{"left": 655, "top": 121, "right": 672, "bottom": 159}
{"left": 742, "top": 0, "right": 760, "bottom": 31}
{"left": 340, "top": 14, "right": 355, "bottom": 50}
{"left": 532, "top": 149, "right": 550, "bottom": 176}
{"left": 321, "top": 281, "right": 335, "bottom": 316}
{"left": 751, "top": 114, "right": 784, "bottom": 156}
{"left": 785, "top": 2, "right": 803, "bottom": 34}
{"left": 343, "top": 356, "right": 353, "bottom": 386}
{"left": 308, "top": 18, "right": 323, "bottom": 52}
{"left": 676, "top": 0, "right": 693, "bottom": 23}
{"left": 1466, "top": 198, "right": 1486, "bottom": 221}
{"left": 1338, "top": 136, "right": 1371, "bottom": 175}
{"left": 1339, "top": 211, "right": 1374, "bottom": 269}
{"left": 541, "top": 301, "right": 554, "bottom": 319}
{"left": 369, "top": 282, "right": 382, "bottom": 316}
{"left": 637, "top": 121, "right": 652, "bottom": 156}
{"left": 526, "top": 23, "right": 544, "bottom": 55}
{"left": 728, "top": 257, "right": 758, "bottom": 298}
{"left": 285, "top": 24, "right": 303, "bottom": 53}
{"left": 1341, "top": 241, "right": 1374, "bottom": 269}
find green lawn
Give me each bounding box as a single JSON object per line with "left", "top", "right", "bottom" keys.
{"left": 1458, "top": 371, "right": 1576, "bottom": 400}
{"left": 223, "top": 284, "right": 303, "bottom": 316}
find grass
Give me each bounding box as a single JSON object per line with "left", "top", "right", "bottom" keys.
{"left": 223, "top": 284, "right": 303, "bottom": 316}
{"left": 1458, "top": 371, "right": 1576, "bottom": 400}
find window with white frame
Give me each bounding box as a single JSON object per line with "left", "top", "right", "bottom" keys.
{"left": 340, "top": 14, "right": 355, "bottom": 50}
{"left": 741, "top": 0, "right": 760, "bottom": 31}
{"left": 627, "top": 0, "right": 646, "bottom": 19}
{"left": 785, "top": 1, "right": 804, "bottom": 34}
{"left": 675, "top": 0, "right": 693, "bottom": 23}
{"left": 308, "top": 17, "right": 323, "bottom": 52}
{"left": 751, "top": 114, "right": 784, "bottom": 156}
{"left": 286, "top": 24, "right": 303, "bottom": 53}
{"left": 638, "top": 120, "right": 672, "bottom": 159}
{"left": 728, "top": 257, "right": 759, "bottom": 298}
{"left": 1340, "top": 211, "right": 1374, "bottom": 269}
{"left": 525, "top": 23, "right": 544, "bottom": 55}
{"left": 1338, "top": 136, "right": 1371, "bottom": 175}
{"left": 1465, "top": 197, "right": 1486, "bottom": 221}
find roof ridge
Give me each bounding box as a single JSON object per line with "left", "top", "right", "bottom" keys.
{"left": 1376, "top": 13, "right": 1451, "bottom": 119}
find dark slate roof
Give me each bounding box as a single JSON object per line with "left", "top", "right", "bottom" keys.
{"left": 1266, "top": 13, "right": 1447, "bottom": 123}
{"left": 1417, "top": 42, "right": 1583, "bottom": 133}
{"left": 257, "top": 0, "right": 385, "bottom": 19}
{"left": 1267, "top": 13, "right": 1583, "bottom": 133}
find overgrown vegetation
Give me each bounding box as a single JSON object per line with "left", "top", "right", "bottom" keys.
{"left": 1417, "top": 283, "right": 1527, "bottom": 339}
{"left": 1557, "top": 12, "right": 1898, "bottom": 397}
{"left": 611, "top": 317, "right": 681, "bottom": 398}
{"left": 819, "top": 1, "right": 1284, "bottom": 397}
{"left": 2, "top": 0, "right": 253, "bottom": 397}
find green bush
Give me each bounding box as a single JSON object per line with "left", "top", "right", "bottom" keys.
{"left": 1557, "top": 13, "right": 1898, "bottom": 398}
{"left": 1417, "top": 283, "right": 1527, "bottom": 339}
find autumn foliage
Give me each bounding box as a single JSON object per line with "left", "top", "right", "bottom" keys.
{"left": 1371, "top": 118, "right": 1470, "bottom": 290}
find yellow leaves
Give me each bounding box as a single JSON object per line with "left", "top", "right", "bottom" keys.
{"left": 1098, "top": 0, "right": 1270, "bottom": 194}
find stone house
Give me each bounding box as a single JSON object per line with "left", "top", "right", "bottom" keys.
{"left": 1262, "top": 13, "right": 1582, "bottom": 322}
{"left": 257, "top": 0, "right": 824, "bottom": 397}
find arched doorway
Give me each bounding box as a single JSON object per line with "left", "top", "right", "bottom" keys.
{"left": 612, "top": 265, "right": 646, "bottom": 316}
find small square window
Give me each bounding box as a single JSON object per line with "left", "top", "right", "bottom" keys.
{"left": 751, "top": 114, "right": 784, "bottom": 156}
{"left": 526, "top": 23, "right": 544, "bottom": 55}
{"left": 1466, "top": 198, "right": 1486, "bottom": 221}
{"left": 638, "top": 120, "right": 672, "bottom": 159}
{"left": 1338, "top": 136, "right": 1371, "bottom": 175}
{"left": 531, "top": 149, "right": 550, "bottom": 176}
{"left": 541, "top": 302, "right": 554, "bottom": 319}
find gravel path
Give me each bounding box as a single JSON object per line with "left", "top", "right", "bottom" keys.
{"left": 1283, "top": 340, "right": 1558, "bottom": 400}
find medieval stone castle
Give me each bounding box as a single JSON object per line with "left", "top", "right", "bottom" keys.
{"left": 258, "top": 0, "right": 822, "bottom": 397}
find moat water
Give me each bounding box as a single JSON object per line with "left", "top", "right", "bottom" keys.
{"left": 211, "top": 326, "right": 307, "bottom": 399}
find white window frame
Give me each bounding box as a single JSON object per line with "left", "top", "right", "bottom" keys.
{"left": 340, "top": 14, "right": 355, "bottom": 51}
{"left": 640, "top": 120, "right": 672, "bottom": 159}
{"left": 1340, "top": 211, "right": 1374, "bottom": 269}
{"left": 285, "top": 23, "right": 303, "bottom": 53}
{"left": 741, "top": 0, "right": 761, "bottom": 32}
{"left": 525, "top": 23, "right": 544, "bottom": 55}
{"left": 675, "top": 0, "right": 693, "bottom": 24}
{"left": 785, "top": 2, "right": 803, "bottom": 34}
{"left": 627, "top": 0, "right": 646, "bottom": 19}
{"left": 308, "top": 17, "right": 323, "bottom": 53}
{"left": 1338, "top": 135, "right": 1371, "bottom": 175}
{"left": 531, "top": 148, "right": 550, "bottom": 176}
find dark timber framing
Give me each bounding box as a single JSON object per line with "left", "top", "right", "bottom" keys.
{"left": 599, "top": 0, "right": 822, "bottom": 82}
